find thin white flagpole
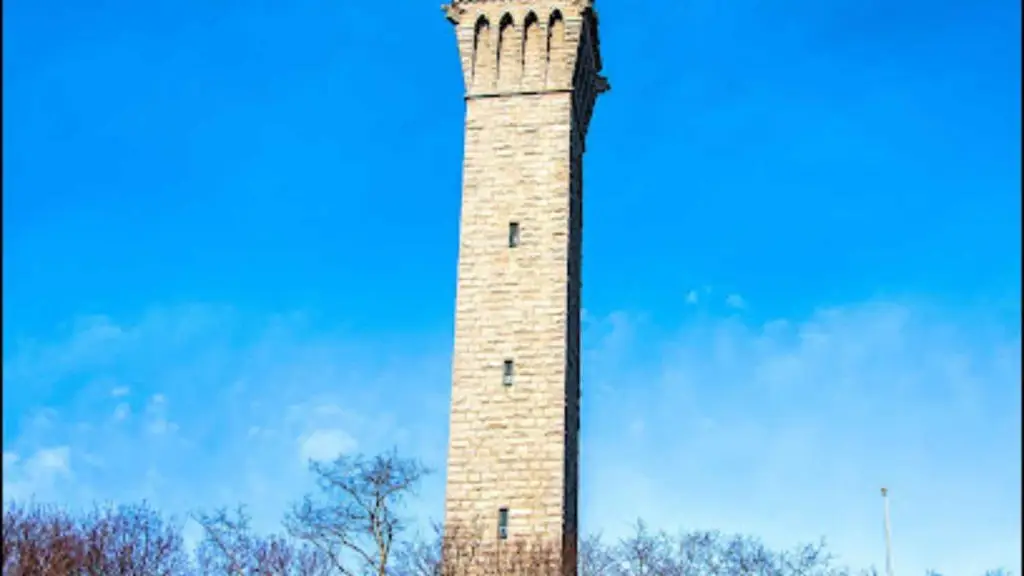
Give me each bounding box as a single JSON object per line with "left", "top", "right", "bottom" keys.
{"left": 881, "top": 487, "right": 895, "bottom": 576}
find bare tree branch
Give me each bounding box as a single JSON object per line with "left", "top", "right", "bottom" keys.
{"left": 1, "top": 449, "right": 1012, "bottom": 576}
{"left": 283, "top": 448, "right": 428, "bottom": 576}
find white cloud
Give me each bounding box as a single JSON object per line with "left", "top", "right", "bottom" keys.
{"left": 29, "top": 408, "right": 58, "bottom": 430}
{"left": 113, "top": 403, "right": 131, "bottom": 421}
{"left": 298, "top": 428, "right": 358, "bottom": 463}
{"left": 628, "top": 419, "right": 645, "bottom": 437}
{"left": 581, "top": 301, "right": 1020, "bottom": 576}
{"left": 686, "top": 290, "right": 699, "bottom": 304}
{"left": 2, "top": 303, "right": 452, "bottom": 537}
{"left": 1, "top": 301, "right": 1017, "bottom": 576}
{"left": 3, "top": 446, "right": 73, "bottom": 502}
{"left": 145, "top": 393, "right": 177, "bottom": 435}
{"left": 33, "top": 447, "right": 71, "bottom": 474}
{"left": 3, "top": 451, "right": 20, "bottom": 467}
{"left": 147, "top": 419, "right": 178, "bottom": 435}
{"left": 725, "top": 293, "right": 746, "bottom": 308}
{"left": 111, "top": 386, "right": 131, "bottom": 397}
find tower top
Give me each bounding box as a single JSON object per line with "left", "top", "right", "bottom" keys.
{"left": 440, "top": 0, "right": 607, "bottom": 103}
{"left": 444, "top": 0, "right": 595, "bottom": 17}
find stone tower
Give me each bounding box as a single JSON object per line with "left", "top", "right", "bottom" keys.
{"left": 441, "top": 0, "right": 607, "bottom": 573}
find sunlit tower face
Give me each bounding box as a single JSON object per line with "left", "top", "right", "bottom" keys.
{"left": 439, "top": 1, "right": 608, "bottom": 574}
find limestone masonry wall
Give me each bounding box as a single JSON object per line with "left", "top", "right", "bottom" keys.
{"left": 446, "top": 90, "right": 574, "bottom": 538}
{"left": 442, "top": 2, "right": 606, "bottom": 573}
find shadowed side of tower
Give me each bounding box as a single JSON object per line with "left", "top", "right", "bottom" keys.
{"left": 441, "top": 1, "right": 607, "bottom": 574}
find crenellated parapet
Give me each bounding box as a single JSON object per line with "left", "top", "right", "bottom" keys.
{"left": 442, "top": 0, "right": 609, "bottom": 115}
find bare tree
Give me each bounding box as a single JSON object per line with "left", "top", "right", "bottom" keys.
{"left": 2, "top": 501, "right": 189, "bottom": 576}
{"left": 574, "top": 521, "right": 889, "bottom": 576}
{"left": 929, "top": 571, "right": 1014, "bottom": 576}
{"left": 85, "top": 502, "right": 191, "bottom": 575}
{"left": 612, "top": 520, "right": 675, "bottom": 576}
{"left": 579, "top": 533, "right": 617, "bottom": 576}
{"left": 283, "top": 449, "right": 428, "bottom": 576}
{"left": 393, "top": 522, "right": 445, "bottom": 576}
{"left": 1, "top": 448, "right": 1013, "bottom": 576}
{"left": 193, "top": 506, "right": 331, "bottom": 576}
{"left": 3, "top": 503, "right": 83, "bottom": 576}
{"left": 393, "top": 520, "right": 565, "bottom": 576}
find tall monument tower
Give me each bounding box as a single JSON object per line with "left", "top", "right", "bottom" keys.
{"left": 441, "top": 0, "right": 607, "bottom": 573}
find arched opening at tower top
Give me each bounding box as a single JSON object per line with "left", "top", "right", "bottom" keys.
{"left": 497, "top": 13, "right": 516, "bottom": 82}
{"left": 471, "top": 15, "right": 493, "bottom": 88}
{"left": 546, "top": 10, "right": 566, "bottom": 86}
{"left": 522, "top": 11, "right": 543, "bottom": 83}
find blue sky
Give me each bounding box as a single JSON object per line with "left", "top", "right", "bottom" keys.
{"left": 2, "top": 0, "right": 1020, "bottom": 574}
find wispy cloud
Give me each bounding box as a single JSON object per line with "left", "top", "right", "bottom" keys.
{"left": 1, "top": 300, "right": 1019, "bottom": 575}
{"left": 725, "top": 293, "right": 746, "bottom": 309}
{"left": 2, "top": 304, "right": 452, "bottom": 531}
{"left": 298, "top": 429, "right": 358, "bottom": 463}
{"left": 3, "top": 446, "right": 73, "bottom": 502}
{"left": 581, "top": 300, "right": 1020, "bottom": 576}
{"left": 145, "top": 393, "right": 179, "bottom": 436}
{"left": 112, "top": 403, "right": 131, "bottom": 422}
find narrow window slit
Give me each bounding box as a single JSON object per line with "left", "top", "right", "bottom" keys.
{"left": 497, "top": 507, "right": 509, "bottom": 539}
{"left": 508, "top": 222, "right": 520, "bottom": 247}
{"left": 502, "top": 359, "right": 515, "bottom": 386}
